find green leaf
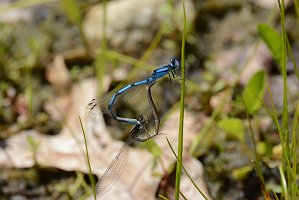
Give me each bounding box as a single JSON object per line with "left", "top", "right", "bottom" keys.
{"left": 256, "top": 142, "right": 268, "bottom": 156}
{"left": 218, "top": 118, "right": 245, "bottom": 141}
{"left": 232, "top": 165, "right": 253, "bottom": 180}
{"left": 242, "top": 70, "right": 266, "bottom": 114}
{"left": 258, "top": 23, "right": 282, "bottom": 64}
{"left": 61, "top": 0, "right": 82, "bottom": 25}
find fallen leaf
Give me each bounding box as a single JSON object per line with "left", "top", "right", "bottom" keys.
{"left": 180, "top": 156, "right": 211, "bottom": 200}
{"left": 0, "top": 78, "right": 211, "bottom": 199}
{"left": 46, "top": 55, "right": 71, "bottom": 91}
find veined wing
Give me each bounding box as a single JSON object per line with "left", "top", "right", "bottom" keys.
{"left": 96, "top": 124, "right": 145, "bottom": 198}
{"left": 86, "top": 81, "right": 147, "bottom": 116}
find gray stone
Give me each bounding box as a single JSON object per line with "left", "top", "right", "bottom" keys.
{"left": 83, "top": 0, "right": 165, "bottom": 54}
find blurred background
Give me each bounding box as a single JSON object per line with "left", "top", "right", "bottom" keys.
{"left": 0, "top": 0, "right": 299, "bottom": 199}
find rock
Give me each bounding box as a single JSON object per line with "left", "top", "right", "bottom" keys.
{"left": 83, "top": 0, "right": 196, "bottom": 55}
{"left": 83, "top": 0, "right": 165, "bottom": 54}
{"left": 264, "top": 74, "right": 299, "bottom": 110}
{"left": 249, "top": 0, "right": 291, "bottom": 9}
{"left": 0, "top": 1, "right": 32, "bottom": 23}
{"left": 213, "top": 43, "right": 272, "bottom": 84}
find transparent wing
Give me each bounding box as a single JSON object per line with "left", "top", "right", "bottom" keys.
{"left": 86, "top": 93, "right": 114, "bottom": 115}
{"left": 96, "top": 124, "right": 145, "bottom": 198}
{"left": 86, "top": 81, "right": 148, "bottom": 116}
{"left": 96, "top": 83, "right": 161, "bottom": 197}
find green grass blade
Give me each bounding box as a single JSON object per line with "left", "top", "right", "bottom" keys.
{"left": 244, "top": 100, "right": 265, "bottom": 184}
{"left": 61, "top": 0, "right": 91, "bottom": 55}
{"left": 291, "top": 102, "right": 299, "bottom": 197}
{"left": 279, "top": 164, "right": 288, "bottom": 200}
{"left": 278, "top": 0, "right": 288, "bottom": 145}
{"left": 278, "top": 1, "right": 292, "bottom": 196}
{"left": 61, "top": 0, "right": 82, "bottom": 25}
{"left": 266, "top": 84, "right": 297, "bottom": 188}
{"left": 174, "top": 0, "right": 186, "bottom": 199}
{"left": 158, "top": 195, "right": 170, "bottom": 200}
{"left": 294, "top": 0, "right": 299, "bottom": 27}
{"left": 179, "top": 191, "right": 188, "bottom": 200}
{"left": 167, "top": 138, "right": 209, "bottom": 200}
{"left": 286, "top": 36, "right": 299, "bottom": 81}
{"left": 79, "top": 116, "right": 97, "bottom": 200}
{"left": 95, "top": 0, "right": 107, "bottom": 96}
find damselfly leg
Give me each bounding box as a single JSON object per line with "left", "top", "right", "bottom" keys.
{"left": 87, "top": 58, "right": 180, "bottom": 126}
{"left": 96, "top": 115, "right": 150, "bottom": 198}
{"left": 96, "top": 82, "right": 163, "bottom": 198}
{"left": 134, "top": 81, "right": 161, "bottom": 142}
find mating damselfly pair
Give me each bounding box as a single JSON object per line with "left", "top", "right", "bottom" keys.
{"left": 87, "top": 58, "right": 180, "bottom": 198}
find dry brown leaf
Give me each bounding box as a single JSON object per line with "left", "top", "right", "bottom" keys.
{"left": 0, "top": 78, "right": 210, "bottom": 199}
{"left": 180, "top": 156, "right": 211, "bottom": 200}
{"left": 46, "top": 55, "right": 71, "bottom": 91}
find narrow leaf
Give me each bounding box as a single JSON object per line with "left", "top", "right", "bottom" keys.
{"left": 258, "top": 23, "right": 282, "bottom": 64}
{"left": 218, "top": 118, "right": 245, "bottom": 141}
{"left": 61, "top": 0, "right": 82, "bottom": 25}
{"left": 242, "top": 70, "right": 266, "bottom": 114}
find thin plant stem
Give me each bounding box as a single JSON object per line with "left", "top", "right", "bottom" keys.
{"left": 158, "top": 195, "right": 170, "bottom": 200}
{"left": 179, "top": 191, "right": 188, "bottom": 200}
{"left": 291, "top": 102, "right": 299, "bottom": 197}
{"left": 79, "top": 116, "right": 97, "bottom": 200}
{"left": 243, "top": 101, "right": 265, "bottom": 184}
{"left": 174, "top": 0, "right": 186, "bottom": 199}
{"left": 279, "top": 164, "right": 288, "bottom": 200}
{"left": 167, "top": 138, "right": 209, "bottom": 200}
{"left": 95, "top": 0, "right": 107, "bottom": 96}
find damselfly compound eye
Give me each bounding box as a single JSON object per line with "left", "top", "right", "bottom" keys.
{"left": 170, "top": 58, "right": 180, "bottom": 70}
{"left": 137, "top": 114, "right": 148, "bottom": 125}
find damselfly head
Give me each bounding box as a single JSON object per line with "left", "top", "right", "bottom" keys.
{"left": 170, "top": 58, "right": 180, "bottom": 71}
{"left": 137, "top": 114, "right": 148, "bottom": 125}
{"left": 170, "top": 58, "right": 181, "bottom": 77}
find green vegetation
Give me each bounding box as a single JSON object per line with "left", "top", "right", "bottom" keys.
{"left": 0, "top": 0, "right": 298, "bottom": 199}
